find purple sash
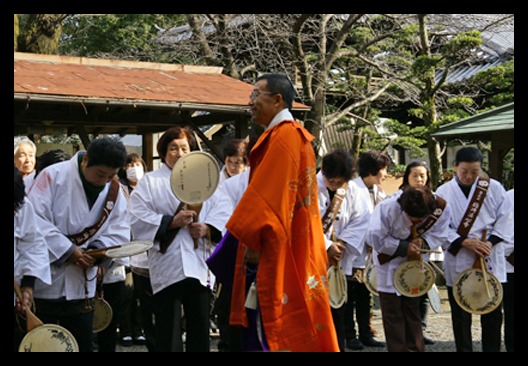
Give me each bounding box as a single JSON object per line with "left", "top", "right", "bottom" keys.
{"left": 206, "top": 230, "right": 239, "bottom": 291}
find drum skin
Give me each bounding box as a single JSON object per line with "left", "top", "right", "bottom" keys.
{"left": 93, "top": 297, "right": 113, "bottom": 333}
{"left": 105, "top": 240, "right": 153, "bottom": 258}
{"left": 327, "top": 265, "right": 347, "bottom": 309}
{"left": 427, "top": 283, "right": 441, "bottom": 313}
{"left": 19, "top": 324, "right": 79, "bottom": 352}
{"left": 364, "top": 260, "right": 379, "bottom": 297}
{"left": 453, "top": 268, "right": 503, "bottom": 315}
{"left": 393, "top": 260, "right": 435, "bottom": 297}
{"left": 170, "top": 151, "right": 220, "bottom": 205}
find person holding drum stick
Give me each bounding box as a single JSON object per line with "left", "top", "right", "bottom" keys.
{"left": 14, "top": 165, "right": 52, "bottom": 352}
{"left": 315, "top": 148, "right": 373, "bottom": 352}
{"left": 224, "top": 73, "right": 339, "bottom": 352}
{"left": 343, "top": 149, "right": 391, "bottom": 350}
{"left": 366, "top": 186, "right": 450, "bottom": 352}
{"left": 211, "top": 138, "right": 249, "bottom": 352}
{"left": 502, "top": 188, "right": 514, "bottom": 352}
{"left": 26, "top": 136, "right": 130, "bottom": 352}
{"left": 435, "top": 146, "right": 513, "bottom": 352}
{"left": 392, "top": 161, "right": 439, "bottom": 345}
{"left": 129, "top": 126, "right": 232, "bottom": 352}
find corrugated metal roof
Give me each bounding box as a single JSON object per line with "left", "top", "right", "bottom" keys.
{"left": 433, "top": 102, "right": 514, "bottom": 138}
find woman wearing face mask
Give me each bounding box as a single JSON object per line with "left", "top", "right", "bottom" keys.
{"left": 119, "top": 153, "right": 147, "bottom": 194}
{"left": 112, "top": 153, "right": 150, "bottom": 349}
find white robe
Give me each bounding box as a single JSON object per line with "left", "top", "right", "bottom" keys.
{"left": 366, "top": 193, "right": 451, "bottom": 295}
{"left": 349, "top": 176, "right": 384, "bottom": 268}
{"left": 316, "top": 171, "right": 371, "bottom": 276}
{"left": 14, "top": 198, "right": 52, "bottom": 305}
{"left": 129, "top": 163, "right": 232, "bottom": 294}
{"left": 435, "top": 176, "right": 512, "bottom": 285}
{"left": 27, "top": 152, "right": 130, "bottom": 300}
{"left": 504, "top": 189, "right": 514, "bottom": 274}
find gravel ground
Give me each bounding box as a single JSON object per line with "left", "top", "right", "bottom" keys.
{"left": 116, "top": 285, "right": 505, "bottom": 353}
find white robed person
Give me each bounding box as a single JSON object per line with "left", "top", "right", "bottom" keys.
{"left": 14, "top": 164, "right": 52, "bottom": 352}
{"left": 26, "top": 137, "right": 130, "bottom": 352}
{"left": 366, "top": 187, "right": 450, "bottom": 352}
{"left": 435, "top": 146, "right": 513, "bottom": 352}
{"left": 129, "top": 126, "right": 231, "bottom": 352}
{"left": 315, "top": 148, "right": 371, "bottom": 351}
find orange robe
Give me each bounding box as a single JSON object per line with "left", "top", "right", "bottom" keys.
{"left": 226, "top": 120, "right": 339, "bottom": 352}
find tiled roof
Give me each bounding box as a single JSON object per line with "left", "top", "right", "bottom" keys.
{"left": 433, "top": 102, "right": 514, "bottom": 138}
{"left": 14, "top": 52, "right": 309, "bottom": 112}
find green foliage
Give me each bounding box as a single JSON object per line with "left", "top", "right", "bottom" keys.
{"left": 441, "top": 30, "right": 482, "bottom": 60}
{"left": 60, "top": 14, "right": 186, "bottom": 61}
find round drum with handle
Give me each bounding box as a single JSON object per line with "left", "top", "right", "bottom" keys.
{"left": 363, "top": 258, "right": 379, "bottom": 297}
{"left": 427, "top": 283, "right": 441, "bottom": 313}
{"left": 452, "top": 267, "right": 503, "bottom": 315}
{"left": 86, "top": 240, "right": 153, "bottom": 259}
{"left": 170, "top": 151, "right": 220, "bottom": 206}
{"left": 327, "top": 264, "right": 347, "bottom": 309}
{"left": 393, "top": 260, "right": 436, "bottom": 297}
{"left": 19, "top": 324, "right": 79, "bottom": 352}
{"left": 170, "top": 151, "right": 220, "bottom": 248}
{"left": 92, "top": 297, "right": 113, "bottom": 333}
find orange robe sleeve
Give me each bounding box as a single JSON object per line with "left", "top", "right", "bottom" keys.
{"left": 226, "top": 120, "right": 340, "bottom": 352}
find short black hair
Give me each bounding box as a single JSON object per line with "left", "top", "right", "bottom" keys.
{"left": 157, "top": 126, "right": 198, "bottom": 163}
{"left": 256, "top": 73, "right": 295, "bottom": 110}
{"left": 36, "top": 149, "right": 71, "bottom": 176}
{"left": 321, "top": 148, "right": 355, "bottom": 181}
{"left": 86, "top": 136, "right": 127, "bottom": 169}
{"left": 398, "top": 186, "right": 436, "bottom": 218}
{"left": 455, "top": 146, "right": 484, "bottom": 165}
{"left": 357, "top": 150, "right": 392, "bottom": 178}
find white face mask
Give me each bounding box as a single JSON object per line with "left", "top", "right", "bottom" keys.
{"left": 126, "top": 165, "right": 144, "bottom": 182}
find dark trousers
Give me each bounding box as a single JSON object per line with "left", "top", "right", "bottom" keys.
{"left": 447, "top": 286, "right": 503, "bottom": 352}
{"left": 119, "top": 271, "right": 143, "bottom": 339}
{"left": 97, "top": 280, "right": 126, "bottom": 352}
{"left": 330, "top": 302, "right": 346, "bottom": 352}
{"left": 379, "top": 292, "right": 424, "bottom": 352}
{"left": 213, "top": 282, "right": 243, "bottom": 352}
{"left": 502, "top": 272, "right": 514, "bottom": 352}
{"left": 153, "top": 278, "right": 211, "bottom": 352}
{"left": 344, "top": 278, "right": 373, "bottom": 341}
{"left": 36, "top": 300, "right": 95, "bottom": 352}
{"left": 419, "top": 293, "right": 430, "bottom": 330}
{"left": 133, "top": 273, "right": 157, "bottom": 352}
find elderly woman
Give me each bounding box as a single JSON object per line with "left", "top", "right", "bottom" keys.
{"left": 129, "top": 126, "right": 231, "bottom": 352}
{"left": 14, "top": 136, "right": 37, "bottom": 193}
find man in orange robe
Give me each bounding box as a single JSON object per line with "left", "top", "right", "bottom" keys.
{"left": 226, "top": 73, "right": 339, "bottom": 352}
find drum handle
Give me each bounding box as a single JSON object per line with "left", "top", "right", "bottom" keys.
{"left": 480, "top": 229, "right": 491, "bottom": 298}
{"left": 85, "top": 244, "right": 123, "bottom": 258}
{"left": 14, "top": 280, "right": 44, "bottom": 332}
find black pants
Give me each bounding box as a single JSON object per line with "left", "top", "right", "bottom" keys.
{"left": 119, "top": 270, "right": 143, "bottom": 340}
{"left": 213, "top": 282, "right": 243, "bottom": 352}
{"left": 97, "top": 280, "right": 126, "bottom": 352}
{"left": 153, "top": 278, "right": 211, "bottom": 352}
{"left": 502, "top": 273, "right": 514, "bottom": 352}
{"left": 133, "top": 272, "right": 157, "bottom": 352}
{"left": 35, "top": 299, "right": 95, "bottom": 352}
{"left": 447, "top": 286, "right": 503, "bottom": 352}
{"left": 344, "top": 278, "right": 373, "bottom": 341}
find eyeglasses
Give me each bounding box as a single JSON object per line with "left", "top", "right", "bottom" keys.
{"left": 249, "top": 89, "right": 275, "bottom": 100}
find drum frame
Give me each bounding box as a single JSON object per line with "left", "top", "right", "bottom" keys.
{"left": 393, "top": 260, "right": 435, "bottom": 298}
{"left": 19, "top": 324, "right": 79, "bottom": 352}
{"left": 452, "top": 267, "right": 503, "bottom": 315}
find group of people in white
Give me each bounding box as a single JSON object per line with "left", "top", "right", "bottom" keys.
{"left": 14, "top": 74, "right": 513, "bottom": 353}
